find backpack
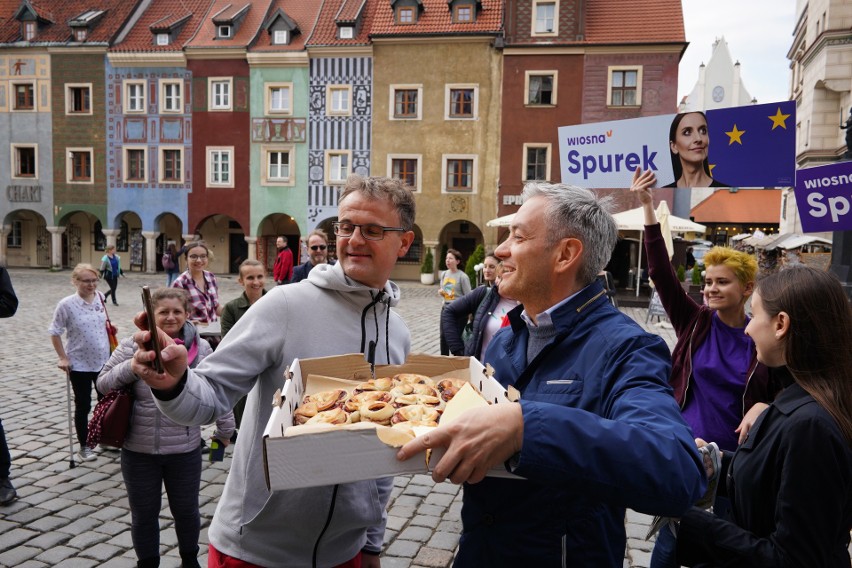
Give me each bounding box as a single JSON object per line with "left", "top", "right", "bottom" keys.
{"left": 162, "top": 252, "right": 175, "bottom": 270}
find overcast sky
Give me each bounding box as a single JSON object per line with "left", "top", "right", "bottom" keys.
{"left": 679, "top": 1, "right": 798, "bottom": 106}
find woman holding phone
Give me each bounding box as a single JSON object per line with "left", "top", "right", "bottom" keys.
{"left": 675, "top": 267, "right": 852, "bottom": 567}
{"left": 97, "top": 287, "right": 234, "bottom": 568}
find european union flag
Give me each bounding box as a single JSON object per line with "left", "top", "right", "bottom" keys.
{"left": 706, "top": 100, "right": 796, "bottom": 187}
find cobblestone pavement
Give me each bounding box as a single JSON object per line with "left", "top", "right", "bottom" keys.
{"left": 0, "top": 268, "right": 676, "bottom": 567}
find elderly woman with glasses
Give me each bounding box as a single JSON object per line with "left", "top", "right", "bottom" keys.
{"left": 291, "top": 230, "right": 335, "bottom": 283}
{"left": 49, "top": 263, "right": 114, "bottom": 463}
{"left": 172, "top": 241, "right": 222, "bottom": 336}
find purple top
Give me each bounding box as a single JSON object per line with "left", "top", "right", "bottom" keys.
{"left": 681, "top": 312, "right": 752, "bottom": 452}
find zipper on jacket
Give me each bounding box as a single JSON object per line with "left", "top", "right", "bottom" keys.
{"left": 681, "top": 319, "right": 700, "bottom": 410}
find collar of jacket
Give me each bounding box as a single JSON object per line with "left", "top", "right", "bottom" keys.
{"left": 772, "top": 382, "right": 813, "bottom": 416}
{"left": 507, "top": 280, "right": 608, "bottom": 334}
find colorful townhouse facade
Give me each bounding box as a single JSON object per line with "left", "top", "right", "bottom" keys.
{"left": 0, "top": 0, "right": 686, "bottom": 280}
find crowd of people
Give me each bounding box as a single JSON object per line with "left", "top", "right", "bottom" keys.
{"left": 0, "top": 172, "right": 849, "bottom": 567}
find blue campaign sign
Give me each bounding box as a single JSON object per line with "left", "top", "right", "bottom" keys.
{"left": 558, "top": 101, "right": 796, "bottom": 189}
{"left": 705, "top": 101, "right": 796, "bottom": 187}
{"left": 794, "top": 161, "right": 852, "bottom": 232}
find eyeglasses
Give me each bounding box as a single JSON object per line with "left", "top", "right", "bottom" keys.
{"left": 78, "top": 278, "right": 99, "bottom": 285}
{"left": 310, "top": 245, "right": 327, "bottom": 251}
{"left": 333, "top": 222, "right": 405, "bottom": 241}
{"left": 188, "top": 254, "right": 208, "bottom": 260}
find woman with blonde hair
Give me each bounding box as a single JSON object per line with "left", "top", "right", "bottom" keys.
{"left": 631, "top": 168, "right": 784, "bottom": 567}
{"left": 676, "top": 266, "right": 852, "bottom": 566}
{"left": 49, "top": 263, "right": 113, "bottom": 462}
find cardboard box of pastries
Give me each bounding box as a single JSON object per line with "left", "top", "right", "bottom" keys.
{"left": 262, "top": 353, "right": 515, "bottom": 491}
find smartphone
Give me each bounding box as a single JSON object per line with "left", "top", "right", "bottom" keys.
{"left": 141, "top": 286, "right": 164, "bottom": 373}
{"left": 209, "top": 439, "right": 226, "bottom": 462}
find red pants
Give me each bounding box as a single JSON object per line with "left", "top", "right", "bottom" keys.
{"left": 208, "top": 545, "right": 362, "bottom": 568}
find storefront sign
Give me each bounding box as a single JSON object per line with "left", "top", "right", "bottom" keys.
{"left": 6, "top": 185, "right": 41, "bottom": 202}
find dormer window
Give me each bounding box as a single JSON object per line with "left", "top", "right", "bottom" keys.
{"left": 156, "top": 33, "right": 169, "bottom": 45}
{"left": 75, "top": 28, "right": 87, "bottom": 42}
{"left": 339, "top": 26, "right": 354, "bottom": 39}
{"left": 22, "top": 21, "right": 35, "bottom": 41}
{"left": 273, "top": 29, "right": 288, "bottom": 44}
{"left": 454, "top": 5, "right": 472, "bottom": 22}
{"left": 397, "top": 7, "right": 415, "bottom": 24}
{"left": 218, "top": 25, "right": 232, "bottom": 38}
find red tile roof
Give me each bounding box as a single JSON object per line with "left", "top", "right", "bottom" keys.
{"left": 0, "top": 0, "right": 142, "bottom": 44}
{"left": 112, "top": 0, "right": 215, "bottom": 52}
{"left": 690, "top": 189, "right": 782, "bottom": 224}
{"left": 370, "top": 0, "right": 501, "bottom": 37}
{"left": 212, "top": 2, "right": 250, "bottom": 23}
{"left": 584, "top": 0, "right": 685, "bottom": 44}
{"left": 306, "top": 0, "right": 377, "bottom": 47}
{"left": 251, "top": 0, "right": 323, "bottom": 52}
{"left": 336, "top": 0, "right": 366, "bottom": 22}
{"left": 186, "top": 0, "right": 273, "bottom": 49}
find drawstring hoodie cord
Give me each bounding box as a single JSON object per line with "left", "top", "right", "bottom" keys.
{"left": 359, "top": 290, "right": 391, "bottom": 365}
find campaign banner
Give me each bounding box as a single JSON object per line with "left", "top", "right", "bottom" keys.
{"left": 794, "top": 161, "right": 852, "bottom": 232}
{"left": 558, "top": 101, "right": 796, "bottom": 189}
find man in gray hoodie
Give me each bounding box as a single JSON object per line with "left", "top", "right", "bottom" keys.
{"left": 131, "top": 175, "right": 416, "bottom": 568}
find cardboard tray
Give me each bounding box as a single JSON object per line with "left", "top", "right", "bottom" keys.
{"left": 262, "top": 353, "right": 514, "bottom": 491}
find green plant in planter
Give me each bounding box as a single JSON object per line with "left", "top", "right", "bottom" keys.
{"left": 421, "top": 249, "right": 434, "bottom": 274}
{"left": 676, "top": 265, "right": 686, "bottom": 282}
{"left": 691, "top": 265, "right": 703, "bottom": 285}
{"left": 465, "top": 244, "right": 485, "bottom": 285}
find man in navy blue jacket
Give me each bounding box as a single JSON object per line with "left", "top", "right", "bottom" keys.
{"left": 399, "top": 182, "right": 706, "bottom": 567}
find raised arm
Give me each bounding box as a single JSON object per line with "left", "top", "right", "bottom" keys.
{"left": 631, "top": 168, "right": 701, "bottom": 336}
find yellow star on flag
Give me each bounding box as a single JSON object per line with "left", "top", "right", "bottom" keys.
{"left": 709, "top": 163, "right": 716, "bottom": 175}
{"left": 768, "top": 107, "right": 791, "bottom": 130}
{"left": 726, "top": 124, "right": 745, "bottom": 145}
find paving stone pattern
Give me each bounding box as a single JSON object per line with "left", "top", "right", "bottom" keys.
{"left": 0, "top": 268, "right": 725, "bottom": 568}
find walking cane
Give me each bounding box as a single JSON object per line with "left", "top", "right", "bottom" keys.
{"left": 65, "top": 369, "right": 76, "bottom": 469}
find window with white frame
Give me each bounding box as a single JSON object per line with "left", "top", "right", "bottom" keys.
{"left": 209, "top": 78, "right": 232, "bottom": 111}
{"left": 266, "top": 83, "right": 292, "bottom": 115}
{"left": 156, "top": 33, "right": 169, "bottom": 46}
{"left": 262, "top": 146, "right": 294, "bottom": 185}
{"left": 525, "top": 71, "right": 557, "bottom": 105}
{"left": 532, "top": 0, "right": 557, "bottom": 35}
{"left": 66, "top": 83, "right": 92, "bottom": 114}
{"left": 160, "top": 147, "right": 184, "bottom": 183}
{"left": 6, "top": 220, "right": 22, "bottom": 248}
{"left": 11, "top": 144, "right": 37, "bottom": 179}
{"left": 123, "top": 147, "right": 148, "bottom": 182}
{"left": 522, "top": 143, "right": 551, "bottom": 181}
{"left": 207, "top": 147, "right": 234, "bottom": 187}
{"left": 442, "top": 155, "right": 477, "bottom": 193}
{"left": 218, "top": 25, "right": 232, "bottom": 38}
{"left": 12, "top": 82, "right": 34, "bottom": 111}
{"left": 325, "top": 150, "right": 351, "bottom": 185}
{"left": 160, "top": 80, "right": 182, "bottom": 113}
{"left": 445, "top": 84, "right": 478, "bottom": 120}
{"left": 67, "top": 148, "right": 94, "bottom": 183}
{"left": 327, "top": 85, "right": 352, "bottom": 116}
{"left": 124, "top": 80, "right": 146, "bottom": 113}
{"left": 390, "top": 85, "right": 422, "bottom": 120}
{"left": 273, "top": 29, "right": 289, "bottom": 44}
{"left": 74, "top": 28, "right": 87, "bottom": 42}
{"left": 339, "top": 26, "right": 354, "bottom": 39}
{"left": 388, "top": 154, "right": 421, "bottom": 192}
{"left": 607, "top": 66, "right": 642, "bottom": 107}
